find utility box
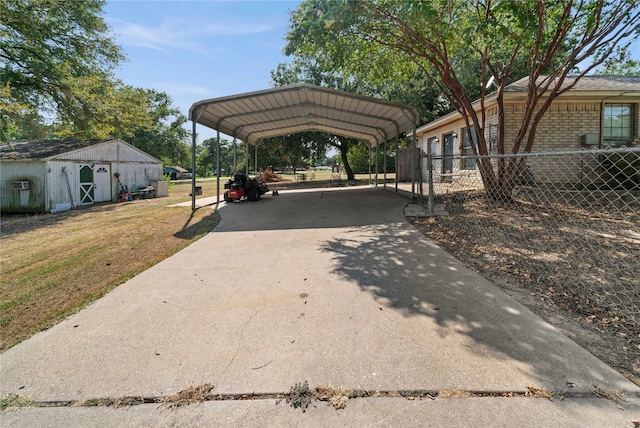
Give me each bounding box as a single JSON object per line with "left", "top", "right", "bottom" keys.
{"left": 152, "top": 180, "right": 169, "bottom": 197}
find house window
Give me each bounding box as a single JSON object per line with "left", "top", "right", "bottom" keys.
{"left": 461, "top": 127, "right": 477, "bottom": 170}
{"left": 603, "top": 103, "right": 634, "bottom": 147}
{"left": 486, "top": 123, "right": 497, "bottom": 153}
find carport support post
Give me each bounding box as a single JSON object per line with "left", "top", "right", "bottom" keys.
{"left": 233, "top": 137, "right": 237, "bottom": 174}
{"left": 394, "top": 136, "right": 399, "bottom": 193}
{"left": 245, "top": 141, "right": 249, "bottom": 174}
{"left": 383, "top": 140, "right": 388, "bottom": 189}
{"left": 191, "top": 120, "right": 197, "bottom": 211}
{"left": 428, "top": 152, "right": 435, "bottom": 215}
{"left": 375, "top": 144, "right": 379, "bottom": 187}
{"left": 368, "top": 143, "right": 372, "bottom": 185}
{"left": 411, "top": 118, "right": 417, "bottom": 201}
{"left": 216, "top": 130, "right": 220, "bottom": 204}
{"left": 254, "top": 144, "right": 258, "bottom": 176}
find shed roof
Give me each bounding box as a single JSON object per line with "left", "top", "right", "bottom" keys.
{"left": 0, "top": 138, "right": 162, "bottom": 164}
{"left": 189, "top": 83, "right": 418, "bottom": 148}
{"left": 0, "top": 139, "right": 110, "bottom": 160}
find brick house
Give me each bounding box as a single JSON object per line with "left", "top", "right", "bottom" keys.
{"left": 415, "top": 75, "right": 640, "bottom": 180}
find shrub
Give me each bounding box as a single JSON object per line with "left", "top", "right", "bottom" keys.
{"left": 603, "top": 152, "right": 640, "bottom": 190}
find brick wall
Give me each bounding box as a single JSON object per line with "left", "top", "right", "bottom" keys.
{"left": 416, "top": 99, "right": 640, "bottom": 181}
{"left": 503, "top": 101, "right": 602, "bottom": 151}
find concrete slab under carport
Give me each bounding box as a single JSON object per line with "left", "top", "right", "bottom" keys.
{"left": 1, "top": 187, "right": 638, "bottom": 426}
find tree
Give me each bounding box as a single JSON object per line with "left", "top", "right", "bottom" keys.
{"left": 270, "top": 59, "right": 374, "bottom": 180}
{"left": 348, "top": 142, "right": 396, "bottom": 174}
{"left": 595, "top": 45, "right": 640, "bottom": 75}
{"left": 286, "top": 0, "right": 640, "bottom": 199}
{"left": 1, "top": 0, "right": 125, "bottom": 139}
{"left": 195, "top": 143, "right": 209, "bottom": 177}
{"left": 260, "top": 133, "right": 315, "bottom": 173}
{"left": 53, "top": 79, "right": 151, "bottom": 139}
{"left": 201, "top": 137, "right": 248, "bottom": 177}
{"left": 128, "top": 90, "right": 190, "bottom": 166}
{"left": 0, "top": 82, "right": 29, "bottom": 141}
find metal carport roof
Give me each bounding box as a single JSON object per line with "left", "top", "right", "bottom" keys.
{"left": 187, "top": 83, "right": 420, "bottom": 209}
{"left": 189, "top": 83, "right": 418, "bottom": 148}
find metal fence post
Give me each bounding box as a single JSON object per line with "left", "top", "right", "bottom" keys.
{"left": 428, "top": 152, "right": 434, "bottom": 216}
{"left": 418, "top": 149, "right": 423, "bottom": 201}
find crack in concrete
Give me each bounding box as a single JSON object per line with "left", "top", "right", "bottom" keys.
{"left": 5, "top": 387, "right": 637, "bottom": 410}
{"left": 217, "top": 309, "right": 260, "bottom": 382}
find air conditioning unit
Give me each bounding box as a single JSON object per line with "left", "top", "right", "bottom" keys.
{"left": 581, "top": 134, "right": 599, "bottom": 147}
{"left": 12, "top": 180, "right": 30, "bottom": 190}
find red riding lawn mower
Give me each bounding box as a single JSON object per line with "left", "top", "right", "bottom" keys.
{"left": 223, "top": 173, "right": 274, "bottom": 202}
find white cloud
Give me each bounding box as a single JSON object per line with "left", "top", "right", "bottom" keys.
{"left": 107, "top": 16, "right": 277, "bottom": 53}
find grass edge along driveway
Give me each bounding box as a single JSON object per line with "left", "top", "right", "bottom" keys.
{"left": 1, "top": 183, "right": 221, "bottom": 352}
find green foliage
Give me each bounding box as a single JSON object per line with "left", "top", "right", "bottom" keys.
{"left": 0, "top": 0, "right": 185, "bottom": 151}
{"left": 347, "top": 143, "right": 396, "bottom": 174}
{"left": 603, "top": 152, "right": 640, "bottom": 190}
{"left": 162, "top": 174, "right": 174, "bottom": 191}
{"left": 0, "top": 82, "right": 29, "bottom": 141}
{"left": 595, "top": 45, "right": 640, "bottom": 76}
{"left": 347, "top": 145, "right": 370, "bottom": 174}
{"left": 1, "top": 0, "right": 125, "bottom": 138}
{"left": 284, "top": 0, "right": 640, "bottom": 198}
{"left": 286, "top": 381, "right": 312, "bottom": 412}
{"left": 0, "top": 394, "right": 33, "bottom": 410}
{"left": 54, "top": 79, "right": 151, "bottom": 139}
{"left": 270, "top": 59, "right": 369, "bottom": 179}
{"left": 199, "top": 138, "right": 247, "bottom": 177}
{"left": 127, "top": 90, "right": 190, "bottom": 165}
{"left": 259, "top": 131, "right": 329, "bottom": 172}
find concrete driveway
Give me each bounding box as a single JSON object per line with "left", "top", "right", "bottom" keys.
{"left": 1, "top": 186, "right": 638, "bottom": 427}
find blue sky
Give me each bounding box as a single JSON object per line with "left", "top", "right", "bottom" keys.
{"left": 103, "top": 1, "right": 640, "bottom": 144}
{"left": 104, "top": 0, "right": 300, "bottom": 142}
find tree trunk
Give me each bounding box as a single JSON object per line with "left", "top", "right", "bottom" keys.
{"left": 469, "top": 123, "right": 521, "bottom": 203}
{"left": 338, "top": 141, "right": 355, "bottom": 180}
{"left": 477, "top": 153, "right": 528, "bottom": 203}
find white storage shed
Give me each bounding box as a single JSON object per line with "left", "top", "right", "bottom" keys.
{"left": 0, "top": 138, "right": 163, "bottom": 213}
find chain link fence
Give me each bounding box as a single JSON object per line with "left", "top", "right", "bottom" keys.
{"left": 414, "top": 147, "right": 640, "bottom": 338}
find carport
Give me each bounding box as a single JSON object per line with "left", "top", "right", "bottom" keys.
{"left": 188, "top": 83, "right": 419, "bottom": 210}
